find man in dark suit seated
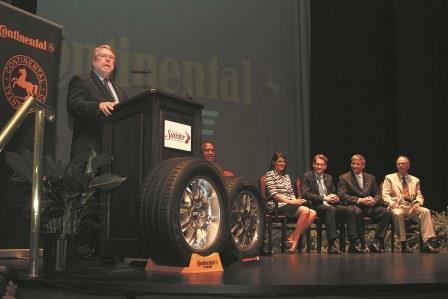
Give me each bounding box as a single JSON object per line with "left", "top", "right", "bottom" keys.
{"left": 201, "top": 140, "right": 234, "bottom": 176}
{"left": 301, "top": 154, "right": 357, "bottom": 254}
{"left": 337, "top": 154, "right": 391, "bottom": 253}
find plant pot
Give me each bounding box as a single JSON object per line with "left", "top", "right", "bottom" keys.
{"left": 42, "top": 233, "right": 77, "bottom": 273}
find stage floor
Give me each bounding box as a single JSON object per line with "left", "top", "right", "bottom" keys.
{"left": 3, "top": 251, "right": 448, "bottom": 298}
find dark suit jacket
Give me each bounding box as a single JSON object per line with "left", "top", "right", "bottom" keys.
{"left": 301, "top": 170, "right": 337, "bottom": 206}
{"left": 66, "top": 71, "right": 127, "bottom": 158}
{"left": 337, "top": 171, "right": 381, "bottom": 207}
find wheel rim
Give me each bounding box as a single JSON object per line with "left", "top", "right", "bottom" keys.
{"left": 180, "top": 177, "right": 221, "bottom": 251}
{"left": 230, "top": 190, "right": 260, "bottom": 251}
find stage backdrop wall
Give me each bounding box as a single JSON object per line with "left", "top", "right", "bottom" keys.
{"left": 0, "top": 1, "right": 62, "bottom": 248}
{"left": 36, "top": 0, "right": 311, "bottom": 183}
{"left": 310, "top": 0, "right": 448, "bottom": 211}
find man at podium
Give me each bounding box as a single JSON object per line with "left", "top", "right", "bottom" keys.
{"left": 66, "top": 44, "right": 127, "bottom": 158}
{"left": 66, "top": 44, "right": 127, "bottom": 257}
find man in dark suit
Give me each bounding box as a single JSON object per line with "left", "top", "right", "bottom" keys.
{"left": 66, "top": 44, "right": 127, "bottom": 257}
{"left": 301, "top": 154, "right": 357, "bottom": 254}
{"left": 337, "top": 154, "right": 391, "bottom": 253}
{"left": 67, "top": 44, "right": 127, "bottom": 158}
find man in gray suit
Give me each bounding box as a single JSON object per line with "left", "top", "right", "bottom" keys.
{"left": 382, "top": 156, "right": 438, "bottom": 253}
{"left": 338, "top": 154, "right": 391, "bottom": 253}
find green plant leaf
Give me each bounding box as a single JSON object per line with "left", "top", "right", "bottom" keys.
{"left": 89, "top": 174, "right": 126, "bottom": 190}
{"left": 4, "top": 151, "right": 32, "bottom": 183}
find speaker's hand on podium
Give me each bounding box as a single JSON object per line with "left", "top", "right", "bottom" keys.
{"left": 99, "top": 101, "right": 117, "bottom": 116}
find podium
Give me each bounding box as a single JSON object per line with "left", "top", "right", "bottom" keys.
{"left": 98, "top": 89, "right": 203, "bottom": 257}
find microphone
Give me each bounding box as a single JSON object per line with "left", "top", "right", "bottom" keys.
{"left": 130, "top": 69, "right": 152, "bottom": 74}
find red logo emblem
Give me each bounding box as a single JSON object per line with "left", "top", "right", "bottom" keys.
{"left": 2, "top": 55, "right": 47, "bottom": 110}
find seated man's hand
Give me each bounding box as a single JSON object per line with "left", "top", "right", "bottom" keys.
{"left": 326, "top": 194, "right": 340, "bottom": 204}
{"left": 412, "top": 202, "right": 422, "bottom": 211}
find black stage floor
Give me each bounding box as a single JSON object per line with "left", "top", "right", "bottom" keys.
{"left": 2, "top": 251, "right": 448, "bottom": 298}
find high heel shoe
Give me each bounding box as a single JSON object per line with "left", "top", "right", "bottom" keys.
{"left": 283, "top": 241, "right": 297, "bottom": 253}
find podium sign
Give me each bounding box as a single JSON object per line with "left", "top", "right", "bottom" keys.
{"left": 0, "top": 2, "right": 62, "bottom": 248}
{"left": 164, "top": 120, "right": 192, "bottom": 152}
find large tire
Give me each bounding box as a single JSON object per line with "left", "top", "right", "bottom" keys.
{"left": 224, "top": 177, "right": 266, "bottom": 260}
{"left": 139, "top": 157, "right": 230, "bottom": 266}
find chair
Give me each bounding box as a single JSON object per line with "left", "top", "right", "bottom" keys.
{"left": 390, "top": 217, "right": 424, "bottom": 252}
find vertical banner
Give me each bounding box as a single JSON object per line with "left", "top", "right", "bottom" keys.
{"left": 0, "top": 2, "right": 62, "bottom": 248}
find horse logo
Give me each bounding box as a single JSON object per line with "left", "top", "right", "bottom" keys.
{"left": 2, "top": 55, "right": 47, "bottom": 110}
{"left": 11, "top": 68, "right": 39, "bottom": 96}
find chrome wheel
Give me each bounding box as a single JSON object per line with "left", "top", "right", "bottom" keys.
{"left": 230, "top": 190, "right": 260, "bottom": 251}
{"left": 180, "top": 177, "right": 221, "bottom": 251}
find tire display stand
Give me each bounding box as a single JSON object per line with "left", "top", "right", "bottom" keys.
{"left": 145, "top": 252, "right": 223, "bottom": 273}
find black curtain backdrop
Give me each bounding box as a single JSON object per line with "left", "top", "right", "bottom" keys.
{"left": 311, "top": 0, "right": 448, "bottom": 211}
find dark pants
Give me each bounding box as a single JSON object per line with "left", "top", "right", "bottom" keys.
{"left": 315, "top": 204, "right": 358, "bottom": 242}
{"left": 349, "top": 205, "right": 391, "bottom": 241}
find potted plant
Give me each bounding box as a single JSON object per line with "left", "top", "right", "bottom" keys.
{"left": 5, "top": 148, "right": 126, "bottom": 271}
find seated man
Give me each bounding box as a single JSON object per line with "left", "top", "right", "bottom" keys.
{"left": 337, "top": 154, "right": 391, "bottom": 253}
{"left": 301, "top": 154, "right": 357, "bottom": 254}
{"left": 382, "top": 155, "right": 438, "bottom": 253}
{"left": 201, "top": 140, "right": 234, "bottom": 176}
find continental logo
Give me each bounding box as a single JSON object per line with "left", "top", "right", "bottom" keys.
{"left": 0, "top": 24, "right": 55, "bottom": 53}
{"left": 2, "top": 55, "right": 48, "bottom": 110}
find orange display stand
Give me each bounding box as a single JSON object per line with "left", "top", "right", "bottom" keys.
{"left": 145, "top": 252, "right": 224, "bottom": 273}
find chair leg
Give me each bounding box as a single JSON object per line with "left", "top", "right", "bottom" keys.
{"left": 281, "top": 218, "right": 287, "bottom": 253}
{"left": 317, "top": 222, "right": 323, "bottom": 253}
{"left": 267, "top": 217, "right": 273, "bottom": 254}
{"left": 306, "top": 227, "right": 311, "bottom": 253}
{"left": 339, "top": 223, "right": 346, "bottom": 252}
{"left": 390, "top": 222, "right": 395, "bottom": 252}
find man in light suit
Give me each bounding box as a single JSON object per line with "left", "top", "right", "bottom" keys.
{"left": 382, "top": 156, "right": 438, "bottom": 253}
{"left": 67, "top": 44, "right": 127, "bottom": 159}
{"left": 338, "top": 154, "right": 391, "bottom": 253}
{"left": 301, "top": 154, "right": 357, "bottom": 254}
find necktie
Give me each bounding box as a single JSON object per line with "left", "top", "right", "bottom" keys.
{"left": 103, "top": 78, "right": 119, "bottom": 102}
{"left": 317, "top": 176, "right": 327, "bottom": 196}
{"left": 401, "top": 176, "right": 410, "bottom": 200}
{"left": 356, "top": 174, "right": 363, "bottom": 189}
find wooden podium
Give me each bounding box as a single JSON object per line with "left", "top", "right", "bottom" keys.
{"left": 98, "top": 89, "right": 203, "bottom": 257}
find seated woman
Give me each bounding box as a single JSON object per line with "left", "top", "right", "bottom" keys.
{"left": 265, "top": 151, "right": 316, "bottom": 253}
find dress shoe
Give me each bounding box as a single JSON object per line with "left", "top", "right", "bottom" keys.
{"left": 327, "top": 245, "right": 341, "bottom": 254}
{"left": 283, "top": 241, "right": 297, "bottom": 253}
{"left": 348, "top": 243, "right": 363, "bottom": 254}
{"left": 422, "top": 242, "right": 439, "bottom": 254}
{"left": 369, "top": 242, "right": 385, "bottom": 253}
{"left": 401, "top": 241, "right": 413, "bottom": 253}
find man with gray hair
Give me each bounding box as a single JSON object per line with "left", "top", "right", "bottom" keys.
{"left": 67, "top": 44, "right": 128, "bottom": 159}
{"left": 382, "top": 156, "right": 438, "bottom": 253}
{"left": 338, "top": 154, "right": 391, "bottom": 253}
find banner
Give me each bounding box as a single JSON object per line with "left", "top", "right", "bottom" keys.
{"left": 0, "top": 2, "right": 62, "bottom": 248}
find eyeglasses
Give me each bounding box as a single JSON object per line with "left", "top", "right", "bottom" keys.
{"left": 97, "top": 53, "right": 115, "bottom": 60}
